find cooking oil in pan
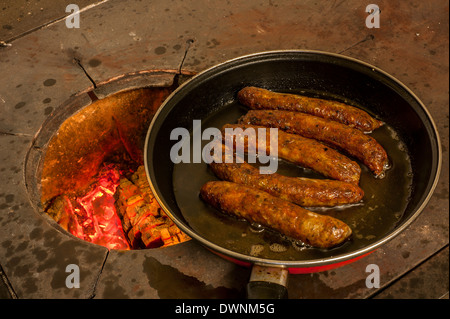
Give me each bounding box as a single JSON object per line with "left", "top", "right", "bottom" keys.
{"left": 172, "top": 93, "right": 413, "bottom": 261}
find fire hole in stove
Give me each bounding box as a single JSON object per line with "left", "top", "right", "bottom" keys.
{"left": 37, "top": 86, "right": 190, "bottom": 250}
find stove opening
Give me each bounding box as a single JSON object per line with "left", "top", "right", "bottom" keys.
{"left": 38, "top": 86, "right": 190, "bottom": 250}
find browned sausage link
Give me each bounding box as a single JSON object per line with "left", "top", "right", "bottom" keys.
{"left": 200, "top": 181, "right": 352, "bottom": 248}
{"left": 222, "top": 123, "right": 361, "bottom": 184}
{"left": 210, "top": 160, "right": 364, "bottom": 207}
{"left": 237, "top": 86, "right": 383, "bottom": 132}
{"left": 239, "top": 110, "right": 389, "bottom": 177}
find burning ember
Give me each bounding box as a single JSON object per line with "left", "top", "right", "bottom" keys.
{"left": 40, "top": 88, "right": 189, "bottom": 250}
{"left": 45, "top": 164, "right": 190, "bottom": 250}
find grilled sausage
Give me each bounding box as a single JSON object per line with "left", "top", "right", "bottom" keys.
{"left": 238, "top": 86, "right": 383, "bottom": 132}
{"left": 239, "top": 110, "right": 389, "bottom": 177}
{"left": 209, "top": 160, "right": 364, "bottom": 207}
{"left": 200, "top": 181, "right": 352, "bottom": 248}
{"left": 222, "top": 123, "right": 361, "bottom": 184}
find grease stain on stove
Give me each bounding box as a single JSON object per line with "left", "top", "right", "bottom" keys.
{"left": 29, "top": 227, "right": 43, "bottom": 241}
{"left": 23, "top": 277, "right": 39, "bottom": 295}
{"left": 5, "top": 256, "right": 21, "bottom": 275}
{"left": 14, "top": 101, "right": 26, "bottom": 109}
{"left": 32, "top": 247, "right": 48, "bottom": 262}
{"left": 1, "top": 239, "right": 11, "bottom": 249}
{"left": 14, "top": 263, "right": 29, "bottom": 277}
{"left": 88, "top": 59, "right": 102, "bottom": 67}
{"left": 42, "top": 229, "right": 63, "bottom": 249}
{"left": 15, "top": 241, "right": 28, "bottom": 252}
{"left": 154, "top": 46, "right": 166, "bottom": 55}
{"left": 102, "top": 273, "right": 130, "bottom": 299}
{"left": 1, "top": 240, "right": 14, "bottom": 257}
{"left": 4, "top": 194, "right": 14, "bottom": 203}
{"left": 43, "top": 79, "right": 56, "bottom": 87}
{"left": 143, "top": 256, "right": 241, "bottom": 299}
{"left": 50, "top": 269, "right": 72, "bottom": 291}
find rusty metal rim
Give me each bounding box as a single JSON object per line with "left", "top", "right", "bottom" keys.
{"left": 144, "top": 49, "right": 442, "bottom": 268}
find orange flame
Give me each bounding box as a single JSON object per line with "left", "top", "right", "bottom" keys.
{"left": 65, "top": 164, "right": 130, "bottom": 250}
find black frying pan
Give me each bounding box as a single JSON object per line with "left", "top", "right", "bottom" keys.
{"left": 144, "top": 50, "right": 441, "bottom": 298}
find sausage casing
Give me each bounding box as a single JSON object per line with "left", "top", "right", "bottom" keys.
{"left": 238, "top": 86, "right": 383, "bottom": 132}
{"left": 239, "top": 110, "right": 389, "bottom": 177}
{"left": 200, "top": 181, "right": 352, "bottom": 249}
{"left": 222, "top": 123, "right": 361, "bottom": 184}
{"left": 210, "top": 159, "right": 364, "bottom": 207}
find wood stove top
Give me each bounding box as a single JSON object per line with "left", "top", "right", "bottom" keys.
{"left": 0, "top": 0, "right": 448, "bottom": 299}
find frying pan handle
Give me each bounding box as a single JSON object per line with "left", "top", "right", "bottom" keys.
{"left": 246, "top": 264, "right": 289, "bottom": 299}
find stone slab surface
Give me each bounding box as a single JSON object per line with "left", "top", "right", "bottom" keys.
{"left": 0, "top": 0, "right": 447, "bottom": 299}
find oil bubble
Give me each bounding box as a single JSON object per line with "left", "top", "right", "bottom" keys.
{"left": 269, "top": 243, "right": 288, "bottom": 253}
